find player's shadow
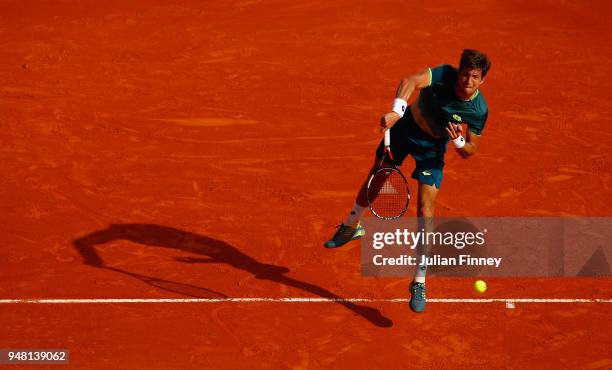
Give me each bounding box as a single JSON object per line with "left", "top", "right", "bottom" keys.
{"left": 73, "top": 223, "right": 393, "bottom": 328}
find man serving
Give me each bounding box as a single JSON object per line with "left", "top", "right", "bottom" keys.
{"left": 324, "top": 49, "right": 492, "bottom": 313}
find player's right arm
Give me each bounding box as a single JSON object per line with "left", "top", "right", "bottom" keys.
{"left": 380, "top": 68, "right": 432, "bottom": 131}
{"left": 395, "top": 68, "right": 432, "bottom": 101}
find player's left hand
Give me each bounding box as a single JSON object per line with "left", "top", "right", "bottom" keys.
{"left": 445, "top": 122, "right": 463, "bottom": 139}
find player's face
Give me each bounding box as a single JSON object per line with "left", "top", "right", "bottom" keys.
{"left": 456, "top": 68, "right": 484, "bottom": 99}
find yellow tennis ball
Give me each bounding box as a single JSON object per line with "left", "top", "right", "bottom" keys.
{"left": 474, "top": 280, "right": 487, "bottom": 293}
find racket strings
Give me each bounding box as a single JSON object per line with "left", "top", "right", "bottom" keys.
{"left": 367, "top": 168, "right": 410, "bottom": 218}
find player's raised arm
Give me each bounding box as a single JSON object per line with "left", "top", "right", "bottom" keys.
{"left": 380, "top": 68, "right": 432, "bottom": 131}
{"left": 395, "top": 68, "right": 432, "bottom": 101}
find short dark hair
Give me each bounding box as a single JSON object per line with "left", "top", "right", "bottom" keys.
{"left": 459, "top": 49, "right": 491, "bottom": 77}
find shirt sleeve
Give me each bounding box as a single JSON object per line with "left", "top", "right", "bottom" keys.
{"left": 429, "top": 64, "right": 454, "bottom": 86}
{"left": 468, "top": 110, "right": 487, "bottom": 136}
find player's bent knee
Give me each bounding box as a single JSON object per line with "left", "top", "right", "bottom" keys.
{"left": 417, "top": 196, "right": 436, "bottom": 217}
{"left": 417, "top": 205, "right": 435, "bottom": 218}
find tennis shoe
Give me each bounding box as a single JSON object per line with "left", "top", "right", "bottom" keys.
{"left": 409, "top": 281, "right": 426, "bottom": 313}
{"left": 324, "top": 223, "right": 365, "bottom": 248}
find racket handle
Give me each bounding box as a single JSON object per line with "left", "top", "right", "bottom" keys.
{"left": 384, "top": 128, "right": 391, "bottom": 147}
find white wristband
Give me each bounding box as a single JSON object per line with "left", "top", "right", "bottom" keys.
{"left": 452, "top": 135, "right": 466, "bottom": 149}
{"left": 391, "top": 98, "right": 408, "bottom": 118}
{"left": 452, "top": 135, "right": 465, "bottom": 149}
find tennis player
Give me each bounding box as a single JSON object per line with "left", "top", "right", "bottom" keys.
{"left": 324, "top": 49, "right": 491, "bottom": 312}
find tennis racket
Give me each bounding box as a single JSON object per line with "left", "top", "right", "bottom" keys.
{"left": 366, "top": 129, "right": 411, "bottom": 219}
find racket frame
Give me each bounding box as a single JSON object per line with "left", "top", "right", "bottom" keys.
{"left": 366, "top": 129, "right": 411, "bottom": 220}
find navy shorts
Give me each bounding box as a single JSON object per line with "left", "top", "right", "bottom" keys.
{"left": 376, "top": 109, "right": 448, "bottom": 188}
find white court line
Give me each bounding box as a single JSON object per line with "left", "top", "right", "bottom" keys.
{"left": 0, "top": 298, "right": 610, "bottom": 304}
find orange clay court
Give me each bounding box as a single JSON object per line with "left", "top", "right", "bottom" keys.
{"left": 1, "top": 0, "right": 611, "bottom": 368}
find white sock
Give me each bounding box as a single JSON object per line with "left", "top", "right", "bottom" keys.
{"left": 414, "top": 218, "right": 432, "bottom": 284}
{"left": 343, "top": 203, "right": 366, "bottom": 226}
{"left": 414, "top": 248, "right": 428, "bottom": 283}
{"left": 414, "top": 265, "right": 426, "bottom": 283}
